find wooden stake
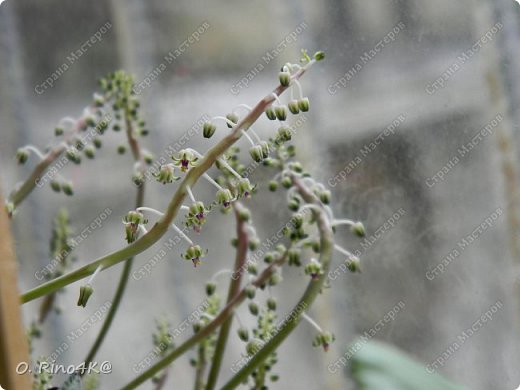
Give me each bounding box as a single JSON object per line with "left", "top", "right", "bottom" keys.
{"left": 0, "top": 192, "right": 31, "bottom": 389}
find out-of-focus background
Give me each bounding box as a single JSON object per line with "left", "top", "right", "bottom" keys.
{"left": 1, "top": 0, "right": 520, "bottom": 389}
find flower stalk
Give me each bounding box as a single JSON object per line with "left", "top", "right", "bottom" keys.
{"left": 205, "top": 202, "right": 250, "bottom": 389}
{"left": 220, "top": 174, "right": 334, "bottom": 389}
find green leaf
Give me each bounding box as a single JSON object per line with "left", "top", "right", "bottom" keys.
{"left": 349, "top": 340, "right": 468, "bottom": 390}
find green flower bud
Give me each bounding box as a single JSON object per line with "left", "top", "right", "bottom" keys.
{"left": 50, "top": 180, "right": 61, "bottom": 193}
{"left": 96, "top": 119, "right": 109, "bottom": 134}
{"left": 281, "top": 176, "right": 292, "bottom": 188}
{"left": 226, "top": 113, "right": 238, "bottom": 128}
{"left": 269, "top": 271, "right": 282, "bottom": 286}
{"left": 313, "top": 51, "right": 325, "bottom": 61}
{"left": 264, "top": 252, "right": 275, "bottom": 264}
{"left": 154, "top": 163, "right": 180, "bottom": 184}
{"left": 276, "top": 126, "right": 292, "bottom": 143}
{"left": 216, "top": 188, "right": 234, "bottom": 208}
{"left": 84, "top": 145, "right": 95, "bottom": 159}
{"left": 265, "top": 107, "right": 277, "bottom": 120}
{"left": 288, "top": 200, "right": 299, "bottom": 211}
{"left": 298, "top": 98, "right": 310, "bottom": 112}
{"left": 187, "top": 245, "right": 203, "bottom": 259}
{"left": 312, "top": 331, "right": 334, "bottom": 352}
{"left": 206, "top": 282, "right": 217, "bottom": 296}
{"left": 55, "top": 127, "right": 64, "bottom": 137}
{"left": 74, "top": 138, "right": 86, "bottom": 151}
{"left": 93, "top": 93, "right": 105, "bottom": 107}
{"left": 62, "top": 181, "right": 74, "bottom": 196}
{"left": 77, "top": 285, "right": 94, "bottom": 308}
{"left": 132, "top": 172, "right": 144, "bottom": 186}
{"left": 260, "top": 157, "right": 273, "bottom": 167}
{"left": 267, "top": 298, "right": 277, "bottom": 311}
{"left": 246, "top": 339, "right": 264, "bottom": 356}
{"left": 93, "top": 138, "right": 102, "bottom": 148}
{"left": 268, "top": 180, "right": 278, "bottom": 192}
{"left": 5, "top": 202, "right": 15, "bottom": 218}
{"left": 117, "top": 145, "right": 126, "bottom": 155}
{"left": 85, "top": 116, "right": 96, "bottom": 128}
{"left": 186, "top": 201, "right": 209, "bottom": 232}
{"left": 320, "top": 190, "right": 331, "bottom": 205}
{"left": 350, "top": 222, "right": 365, "bottom": 237}
{"left": 237, "top": 178, "right": 254, "bottom": 199}
{"left": 249, "top": 145, "right": 264, "bottom": 163}
{"left": 291, "top": 214, "right": 304, "bottom": 229}
{"left": 143, "top": 151, "right": 154, "bottom": 165}
{"left": 288, "top": 162, "right": 303, "bottom": 173}
{"left": 259, "top": 141, "right": 270, "bottom": 159}
{"left": 278, "top": 71, "right": 291, "bottom": 87}
{"left": 304, "top": 258, "right": 323, "bottom": 280}
{"left": 237, "top": 327, "right": 249, "bottom": 342}
{"left": 172, "top": 149, "right": 199, "bottom": 172}
{"left": 346, "top": 256, "right": 361, "bottom": 273}
{"left": 193, "top": 320, "right": 204, "bottom": 333}
{"left": 203, "top": 121, "right": 217, "bottom": 138}
{"left": 247, "top": 262, "right": 258, "bottom": 275}
{"left": 249, "top": 238, "right": 260, "bottom": 251}
{"left": 182, "top": 245, "right": 205, "bottom": 267}
{"left": 288, "top": 99, "right": 300, "bottom": 114}
{"left": 270, "top": 374, "right": 279, "bottom": 382}
{"left": 16, "top": 148, "right": 29, "bottom": 164}
{"left": 246, "top": 286, "right": 256, "bottom": 299}
{"left": 238, "top": 208, "right": 251, "bottom": 222}
{"left": 249, "top": 302, "right": 259, "bottom": 316}
{"left": 288, "top": 250, "right": 301, "bottom": 266}
{"left": 275, "top": 244, "right": 286, "bottom": 254}
{"left": 275, "top": 106, "right": 287, "bottom": 121}
{"left": 124, "top": 210, "right": 148, "bottom": 225}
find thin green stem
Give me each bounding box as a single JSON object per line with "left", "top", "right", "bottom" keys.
{"left": 194, "top": 342, "right": 208, "bottom": 390}
{"left": 8, "top": 94, "right": 112, "bottom": 212}
{"left": 121, "top": 252, "right": 289, "bottom": 389}
{"left": 255, "top": 364, "right": 266, "bottom": 390}
{"left": 82, "top": 109, "right": 145, "bottom": 370}
{"left": 221, "top": 176, "right": 334, "bottom": 389}
{"left": 9, "top": 145, "right": 67, "bottom": 208}
{"left": 21, "top": 63, "right": 313, "bottom": 304}
{"left": 205, "top": 203, "right": 249, "bottom": 389}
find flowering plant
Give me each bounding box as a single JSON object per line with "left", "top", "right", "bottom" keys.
{"left": 3, "top": 50, "right": 368, "bottom": 389}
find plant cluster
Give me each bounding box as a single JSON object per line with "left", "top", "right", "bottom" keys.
{"left": 6, "top": 49, "right": 366, "bottom": 389}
